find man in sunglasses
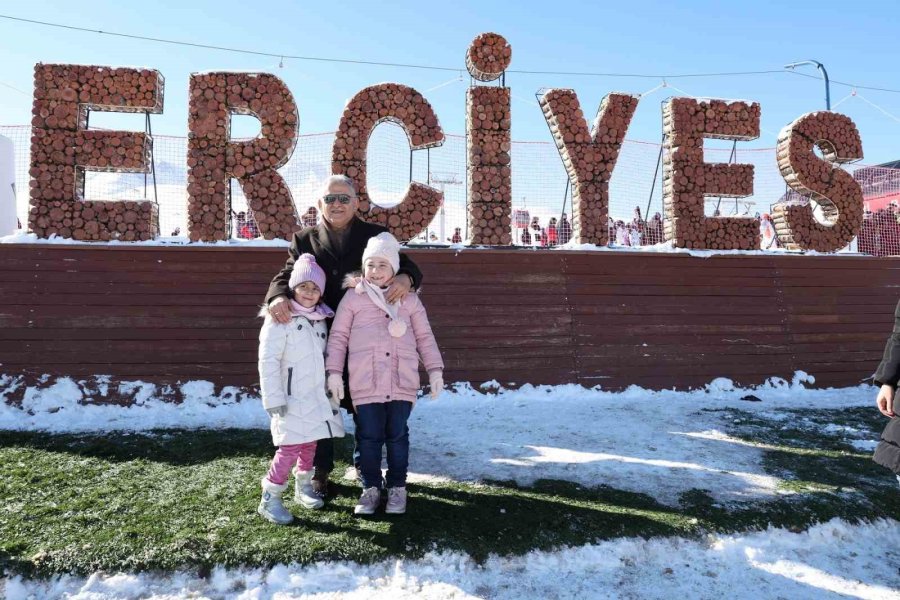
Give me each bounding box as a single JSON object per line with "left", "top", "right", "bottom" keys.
{"left": 264, "top": 174, "right": 423, "bottom": 497}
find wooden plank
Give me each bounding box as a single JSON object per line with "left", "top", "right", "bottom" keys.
{"left": 0, "top": 315, "right": 261, "bottom": 328}
{"left": 0, "top": 293, "right": 266, "bottom": 307}
{"left": 0, "top": 350, "right": 258, "bottom": 364}
{"left": 565, "top": 284, "right": 780, "bottom": 297}
{"left": 2, "top": 270, "right": 275, "bottom": 284}
{"left": 0, "top": 327, "right": 260, "bottom": 341}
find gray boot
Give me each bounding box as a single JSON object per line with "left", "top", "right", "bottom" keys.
{"left": 258, "top": 478, "right": 294, "bottom": 525}
{"left": 294, "top": 470, "right": 325, "bottom": 510}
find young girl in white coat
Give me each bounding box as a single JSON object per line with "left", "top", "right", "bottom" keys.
{"left": 257, "top": 253, "right": 344, "bottom": 525}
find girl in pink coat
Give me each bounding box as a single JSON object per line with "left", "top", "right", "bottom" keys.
{"left": 326, "top": 232, "right": 444, "bottom": 516}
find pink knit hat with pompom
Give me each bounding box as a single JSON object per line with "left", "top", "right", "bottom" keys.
{"left": 288, "top": 253, "right": 327, "bottom": 293}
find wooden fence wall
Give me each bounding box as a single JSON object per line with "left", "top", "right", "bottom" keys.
{"left": 1, "top": 244, "right": 897, "bottom": 394}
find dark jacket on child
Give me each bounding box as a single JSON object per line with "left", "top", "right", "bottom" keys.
{"left": 873, "top": 299, "right": 900, "bottom": 474}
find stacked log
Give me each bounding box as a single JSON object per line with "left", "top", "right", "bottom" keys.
{"left": 331, "top": 83, "right": 444, "bottom": 241}
{"left": 662, "top": 97, "right": 760, "bottom": 250}
{"left": 28, "top": 64, "right": 163, "bottom": 241}
{"left": 465, "top": 32, "right": 511, "bottom": 82}
{"left": 466, "top": 87, "right": 512, "bottom": 245}
{"left": 187, "top": 72, "right": 301, "bottom": 242}
{"left": 539, "top": 89, "right": 638, "bottom": 245}
{"left": 772, "top": 112, "right": 864, "bottom": 252}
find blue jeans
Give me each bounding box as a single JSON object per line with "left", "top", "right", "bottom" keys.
{"left": 356, "top": 400, "right": 413, "bottom": 489}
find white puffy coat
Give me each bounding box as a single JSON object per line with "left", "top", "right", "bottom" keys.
{"left": 258, "top": 314, "right": 345, "bottom": 446}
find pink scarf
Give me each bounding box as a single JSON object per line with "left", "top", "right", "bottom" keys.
{"left": 288, "top": 299, "right": 334, "bottom": 321}
{"left": 357, "top": 278, "right": 408, "bottom": 337}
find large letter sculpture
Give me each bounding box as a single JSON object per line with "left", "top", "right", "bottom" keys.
{"left": 187, "top": 72, "right": 300, "bottom": 241}
{"left": 466, "top": 32, "right": 513, "bottom": 245}
{"left": 662, "top": 98, "right": 761, "bottom": 250}
{"left": 540, "top": 90, "right": 638, "bottom": 245}
{"left": 29, "top": 64, "right": 163, "bottom": 241}
{"left": 772, "top": 112, "right": 864, "bottom": 252}
{"left": 331, "top": 83, "right": 444, "bottom": 241}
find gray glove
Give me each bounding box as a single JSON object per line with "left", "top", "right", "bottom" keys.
{"left": 266, "top": 405, "right": 287, "bottom": 418}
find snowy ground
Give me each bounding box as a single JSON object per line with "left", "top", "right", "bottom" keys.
{"left": 0, "top": 372, "right": 883, "bottom": 504}
{"left": 2, "top": 372, "right": 898, "bottom": 599}
{"left": 5, "top": 519, "right": 899, "bottom": 599}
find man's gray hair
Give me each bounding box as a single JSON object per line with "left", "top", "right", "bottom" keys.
{"left": 321, "top": 175, "right": 357, "bottom": 197}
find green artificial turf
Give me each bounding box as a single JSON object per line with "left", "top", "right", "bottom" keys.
{"left": 0, "top": 405, "right": 897, "bottom": 577}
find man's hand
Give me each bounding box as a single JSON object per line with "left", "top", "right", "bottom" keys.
{"left": 877, "top": 384, "right": 895, "bottom": 418}
{"left": 268, "top": 296, "right": 292, "bottom": 324}
{"left": 266, "top": 405, "right": 287, "bottom": 418}
{"left": 385, "top": 273, "right": 413, "bottom": 304}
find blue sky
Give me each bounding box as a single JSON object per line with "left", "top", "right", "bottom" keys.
{"left": 0, "top": 0, "right": 898, "bottom": 163}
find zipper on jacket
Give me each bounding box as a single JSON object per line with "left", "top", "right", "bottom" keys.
{"left": 326, "top": 421, "right": 333, "bottom": 438}
{"left": 287, "top": 367, "right": 293, "bottom": 396}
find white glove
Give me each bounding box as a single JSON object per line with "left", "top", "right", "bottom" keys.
{"left": 327, "top": 373, "right": 345, "bottom": 405}
{"left": 429, "top": 371, "right": 444, "bottom": 400}
{"left": 266, "top": 405, "right": 287, "bottom": 418}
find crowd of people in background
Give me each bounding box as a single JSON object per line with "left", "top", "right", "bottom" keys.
{"left": 859, "top": 204, "right": 900, "bottom": 256}
{"left": 228, "top": 201, "right": 900, "bottom": 256}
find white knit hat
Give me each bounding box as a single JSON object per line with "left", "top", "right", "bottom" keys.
{"left": 362, "top": 232, "right": 401, "bottom": 275}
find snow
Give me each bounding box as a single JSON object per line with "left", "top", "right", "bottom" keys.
{"left": 2, "top": 373, "right": 897, "bottom": 598}
{"left": 0, "top": 371, "right": 882, "bottom": 504}
{"left": 5, "top": 518, "right": 899, "bottom": 599}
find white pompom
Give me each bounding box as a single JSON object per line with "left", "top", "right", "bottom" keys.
{"left": 388, "top": 319, "right": 407, "bottom": 337}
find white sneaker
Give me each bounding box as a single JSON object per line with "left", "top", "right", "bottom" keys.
{"left": 294, "top": 470, "right": 325, "bottom": 510}
{"left": 354, "top": 487, "right": 381, "bottom": 515}
{"left": 385, "top": 487, "right": 407, "bottom": 514}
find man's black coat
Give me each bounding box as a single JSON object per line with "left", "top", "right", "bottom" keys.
{"left": 264, "top": 218, "right": 423, "bottom": 311}
{"left": 873, "top": 300, "right": 900, "bottom": 475}
{"left": 874, "top": 300, "right": 900, "bottom": 388}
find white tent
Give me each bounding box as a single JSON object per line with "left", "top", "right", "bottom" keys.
{"left": 0, "top": 135, "right": 16, "bottom": 236}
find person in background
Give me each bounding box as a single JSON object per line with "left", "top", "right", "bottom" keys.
{"left": 631, "top": 207, "right": 646, "bottom": 245}
{"left": 521, "top": 226, "right": 532, "bottom": 246}
{"left": 615, "top": 220, "right": 627, "bottom": 246}
{"left": 647, "top": 213, "right": 664, "bottom": 245}
{"left": 760, "top": 213, "right": 778, "bottom": 250}
{"left": 301, "top": 206, "right": 319, "bottom": 229}
{"left": 450, "top": 227, "right": 462, "bottom": 244}
{"left": 264, "top": 175, "right": 423, "bottom": 498}
{"left": 547, "top": 218, "right": 558, "bottom": 246}
{"left": 628, "top": 222, "right": 641, "bottom": 247}
{"left": 530, "top": 216, "right": 541, "bottom": 243}
{"left": 234, "top": 211, "right": 247, "bottom": 238}
{"left": 558, "top": 213, "right": 572, "bottom": 245}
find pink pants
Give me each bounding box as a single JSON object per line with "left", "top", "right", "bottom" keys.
{"left": 266, "top": 442, "right": 317, "bottom": 485}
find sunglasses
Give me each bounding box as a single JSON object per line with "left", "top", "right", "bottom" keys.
{"left": 323, "top": 194, "right": 354, "bottom": 205}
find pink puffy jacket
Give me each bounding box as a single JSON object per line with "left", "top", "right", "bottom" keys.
{"left": 325, "top": 285, "right": 443, "bottom": 406}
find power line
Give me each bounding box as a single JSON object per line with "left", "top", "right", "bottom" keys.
{"left": 0, "top": 80, "right": 29, "bottom": 96}
{"left": 784, "top": 70, "right": 900, "bottom": 95}
{"left": 0, "top": 12, "right": 890, "bottom": 92}
{"left": 0, "top": 14, "right": 461, "bottom": 72}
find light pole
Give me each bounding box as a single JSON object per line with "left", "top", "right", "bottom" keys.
{"left": 431, "top": 174, "right": 461, "bottom": 242}
{"left": 785, "top": 59, "right": 831, "bottom": 110}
